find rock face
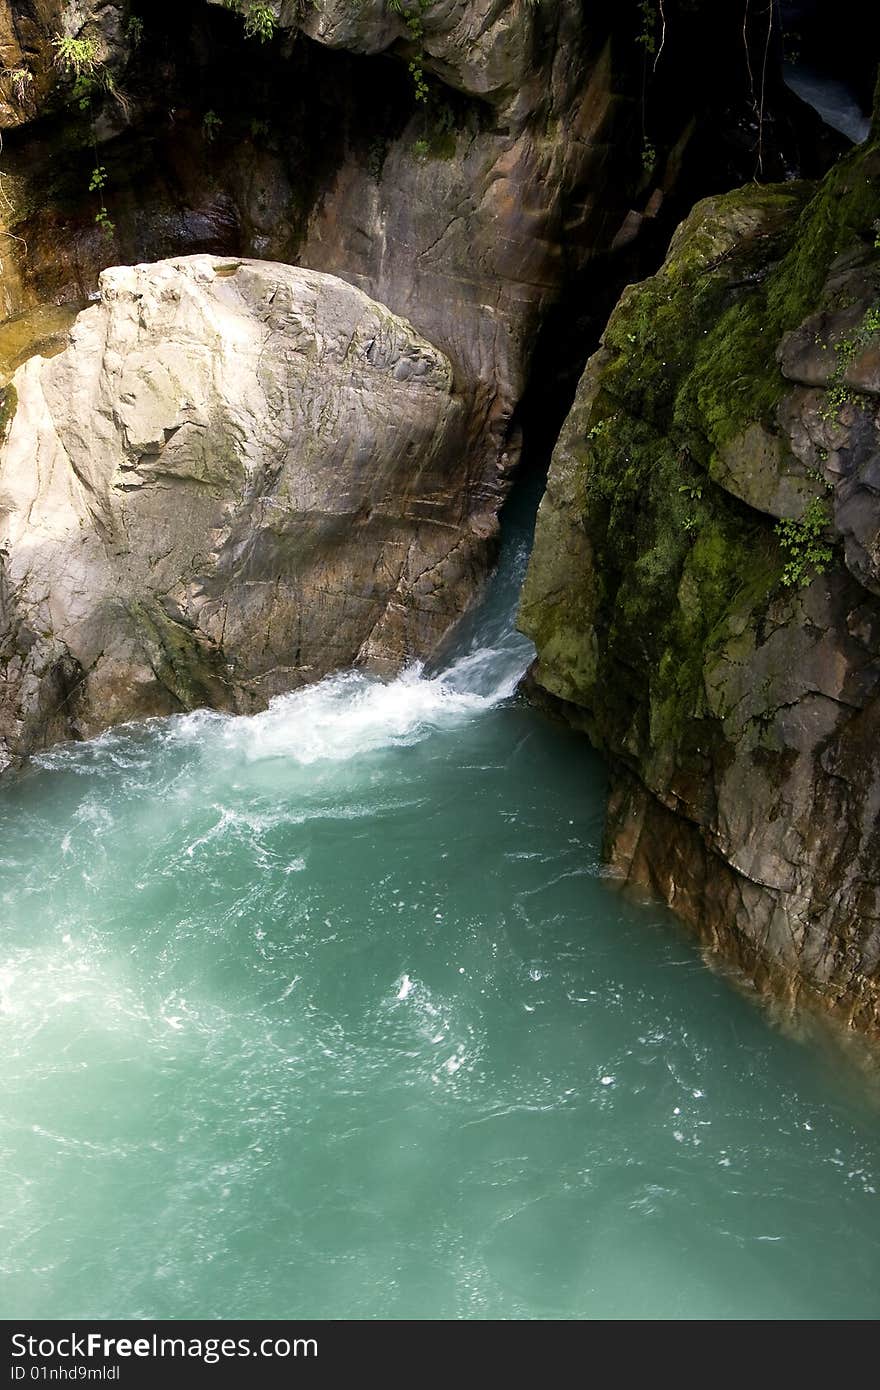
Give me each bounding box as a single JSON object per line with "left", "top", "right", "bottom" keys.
{"left": 0, "top": 1, "right": 128, "bottom": 132}
{"left": 2, "top": 1, "right": 824, "bottom": 522}
{"left": 0, "top": 1, "right": 641, "bottom": 618}
{"left": 0, "top": 2, "right": 835, "bottom": 726}
{"left": 0, "top": 253, "right": 477, "bottom": 765}
{"left": 520, "top": 123, "right": 880, "bottom": 1034}
{"left": 290, "top": 0, "right": 824, "bottom": 513}
{"left": 245, "top": 0, "right": 644, "bottom": 541}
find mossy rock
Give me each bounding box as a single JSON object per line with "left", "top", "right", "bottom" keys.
{"left": 521, "top": 118, "right": 880, "bottom": 1031}
{"left": 522, "top": 180, "right": 811, "bottom": 777}
{"left": 0, "top": 383, "right": 17, "bottom": 438}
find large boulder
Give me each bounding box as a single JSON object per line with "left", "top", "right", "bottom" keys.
{"left": 0, "top": 253, "right": 476, "bottom": 766}
{"left": 520, "top": 127, "right": 880, "bottom": 1034}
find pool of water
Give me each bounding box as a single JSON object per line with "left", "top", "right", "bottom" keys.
{"left": 1, "top": 494, "right": 879, "bottom": 1320}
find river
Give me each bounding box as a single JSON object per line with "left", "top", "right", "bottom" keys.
{"left": 1, "top": 482, "right": 879, "bottom": 1319}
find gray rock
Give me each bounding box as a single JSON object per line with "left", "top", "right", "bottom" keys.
{"left": 293, "top": 0, "right": 637, "bottom": 541}
{"left": 212, "top": 0, "right": 551, "bottom": 106}
{"left": 0, "top": 253, "right": 481, "bottom": 766}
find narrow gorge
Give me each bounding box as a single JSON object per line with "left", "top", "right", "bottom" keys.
{"left": 0, "top": 0, "right": 879, "bottom": 1326}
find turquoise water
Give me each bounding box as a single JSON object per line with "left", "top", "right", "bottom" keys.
{"left": 1, "top": 501, "right": 880, "bottom": 1321}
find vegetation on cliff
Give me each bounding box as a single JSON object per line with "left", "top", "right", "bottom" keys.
{"left": 520, "top": 105, "right": 880, "bottom": 1030}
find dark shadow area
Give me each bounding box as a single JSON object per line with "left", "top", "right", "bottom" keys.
{"left": 0, "top": 0, "right": 417, "bottom": 304}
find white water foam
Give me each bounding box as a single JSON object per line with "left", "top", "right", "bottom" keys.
{"left": 168, "top": 631, "right": 533, "bottom": 767}
{"left": 34, "top": 500, "right": 537, "bottom": 777}
{"left": 783, "top": 64, "right": 871, "bottom": 143}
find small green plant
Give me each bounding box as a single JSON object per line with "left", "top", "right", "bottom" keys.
{"left": 636, "top": 0, "right": 657, "bottom": 54}
{"left": 775, "top": 498, "right": 834, "bottom": 588}
{"left": 94, "top": 206, "right": 115, "bottom": 239}
{"left": 222, "top": 1, "right": 277, "bottom": 43}
{"left": 202, "top": 109, "right": 223, "bottom": 142}
{"left": 412, "top": 137, "right": 429, "bottom": 158}
{"left": 52, "top": 31, "right": 124, "bottom": 111}
{"left": 249, "top": 117, "right": 270, "bottom": 141}
{"left": 587, "top": 418, "right": 610, "bottom": 442}
{"left": 819, "top": 303, "right": 880, "bottom": 421}
{"left": 389, "top": 0, "right": 432, "bottom": 103}
{"left": 820, "top": 381, "right": 853, "bottom": 421}
{"left": 51, "top": 35, "right": 100, "bottom": 78}
{"left": 409, "top": 58, "right": 429, "bottom": 102}
{"left": 72, "top": 73, "right": 101, "bottom": 109}
{"left": 126, "top": 15, "right": 145, "bottom": 49}
{"left": 3, "top": 67, "right": 33, "bottom": 104}
{"left": 678, "top": 481, "right": 703, "bottom": 503}
{"left": 641, "top": 138, "right": 656, "bottom": 172}
{"left": 88, "top": 165, "right": 108, "bottom": 193}
{"left": 244, "top": 3, "right": 277, "bottom": 42}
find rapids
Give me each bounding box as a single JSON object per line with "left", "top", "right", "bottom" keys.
{"left": 1, "top": 485, "right": 879, "bottom": 1319}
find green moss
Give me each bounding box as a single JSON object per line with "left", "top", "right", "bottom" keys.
{"left": 128, "top": 601, "right": 223, "bottom": 711}
{"left": 0, "top": 383, "right": 18, "bottom": 437}
{"left": 682, "top": 143, "right": 880, "bottom": 451}
{"left": 602, "top": 184, "right": 808, "bottom": 433}
{"left": 526, "top": 123, "right": 880, "bottom": 781}
{"left": 574, "top": 390, "right": 777, "bottom": 768}
{"left": 427, "top": 129, "right": 456, "bottom": 160}
{"left": 554, "top": 185, "right": 813, "bottom": 752}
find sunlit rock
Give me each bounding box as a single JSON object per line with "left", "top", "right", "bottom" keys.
{"left": 0, "top": 253, "right": 480, "bottom": 764}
